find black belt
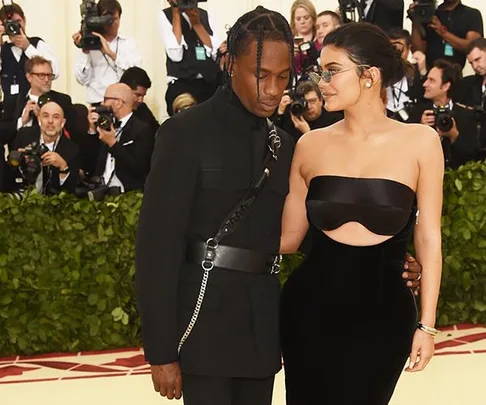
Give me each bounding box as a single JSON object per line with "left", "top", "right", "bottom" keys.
{"left": 186, "top": 240, "right": 281, "bottom": 274}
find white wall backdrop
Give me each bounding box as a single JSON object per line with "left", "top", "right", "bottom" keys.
{"left": 13, "top": 0, "right": 486, "bottom": 119}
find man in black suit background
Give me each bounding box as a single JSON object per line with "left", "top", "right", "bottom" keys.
{"left": 11, "top": 100, "right": 80, "bottom": 195}
{"left": 361, "top": 0, "right": 404, "bottom": 32}
{"left": 120, "top": 67, "right": 160, "bottom": 137}
{"left": 85, "top": 83, "right": 154, "bottom": 191}
{"left": 457, "top": 38, "right": 486, "bottom": 108}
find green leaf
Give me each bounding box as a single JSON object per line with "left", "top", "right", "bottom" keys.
{"left": 454, "top": 179, "right": 463, "bottom": 191}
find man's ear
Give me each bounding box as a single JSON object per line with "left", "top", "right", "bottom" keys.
{"left": 442, "top": 81, "right": 451, "bottom": 94}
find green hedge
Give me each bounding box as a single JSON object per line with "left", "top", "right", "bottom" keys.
{"left": 1, "top": 161, "right": 486, "bottom": 356}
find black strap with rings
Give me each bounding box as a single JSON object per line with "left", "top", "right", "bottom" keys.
{"left": 178, "top": 119, "right": 283, "bottom": 354}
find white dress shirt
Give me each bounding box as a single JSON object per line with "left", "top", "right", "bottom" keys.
{"left": 363, "top": 0, "right": 375, "bottom": 18}
{"left": 0, "top": 40, "right": 60, "bottom": 79}
{"left": 386, "top": 76, "right": 410, "bottom": 113}
{"left": 17, "top": 91, "right": 39, "bottom": 130}
{"left": 158, "top": 9, "right": 223, "bottom": 84}
{"left": 34, "top": 134, "right": 67, "bottom": 193}
{"left": 75, "top": 34, "right": 142, "bottom": 104}
{"left": 102, "top": 112, "right": 133, "bottom": 192}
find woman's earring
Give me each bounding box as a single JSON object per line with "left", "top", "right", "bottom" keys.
{"left": 365, "top": 81, "right": 372, "bottom": 88}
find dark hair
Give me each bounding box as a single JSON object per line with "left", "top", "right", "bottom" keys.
{"left": 226, "top": 6, "right": 294, "bottom": 97}
{"left": 466, "top": 37, "right": 486, "bottom": 55}
{"left": 387, "top": 28, "right": 411, "bottom": 48}
{"left": 24, "top": 56, "right": 52, "bottom": 74}
{"left": 97, "top": 0, "right": 122, "bottom": 16}
{"left": 120, "top": 67, "right": 152, "bottom": 90}
{"left": 317, "top": 10, "right": 341, "bottom": 25}
{"left": 296, "top": 80, "right": 322, "bottom": 100}
{"left": 433, "top": 59, "right": 462, "bottom": 98}
{"left": 0, "top": 2, "right": 25, "bottom": 21}
{"left": 322, "top": 22, "right": 407, "bottom": 88}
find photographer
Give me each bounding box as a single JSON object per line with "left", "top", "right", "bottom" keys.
{"left": 159, "top": 0, "right": 222, "bottom": 116}
{"left": 456, "top": 38, "right": 486, "bottom": 108}
{"left": 409, "top": 0, "right": 483, "bottom": 69}
{"left": 361, "top": 0, "right": 404, "bottom": 33}
{"left": 315, "top": 11, "right": 341, "bottom": 53}
{"left": 0, "top": 2, "right": 59, "bottom": 101}
{"left": 275, "top": 80, "right": 343, "bottom": 142}
{"left": 11, "top": 100, "right": 80, "bottom": 195}
{"left": 73, "top": 0, "right": 142, "bottom": 105}
{"left": 84, "top": 83, "right": 153, "bottom": 192}
{"left": 120, "top": 67, "right": 159, "bottom": 137}
{"left": 409, "top": 59, "right": 478, "bottom": 168}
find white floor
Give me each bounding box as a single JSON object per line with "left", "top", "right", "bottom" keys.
{"left": 1, "top": 325, "right": 485, "bottom": 405}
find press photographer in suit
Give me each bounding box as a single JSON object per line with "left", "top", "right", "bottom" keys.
{"left": 409, "top": 59, "right": 478, "bottom": 168}
{"left": 85, "top": 83, "right": 154, "bottom": 191}
{"left": 361, "top": 0, "right": 404, "bottom": 32}
{"left": 11, "top": 100, "right": 80, "bottom": 195}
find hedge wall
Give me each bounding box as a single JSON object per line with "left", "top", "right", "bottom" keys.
{"left": 1, "top": 161, "right": 486, "bottom": 356}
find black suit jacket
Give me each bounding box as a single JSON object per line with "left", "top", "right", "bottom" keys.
{"left": 93, "top": 114, "right": 154, "bottom": 192}
{"left": 13, "top": 127, "right": 80, "bottom": 194}
{"left": 456, "top": 74, "right": 484, "bottom": 108}
{"left": 409, "top": 101, "right": 478, "bottom": 168}
{"left": 134, "top": 103, "right": 160, "bottom": 137}
{"left": 363, "top": 0, "right": 404, "bottom": 32}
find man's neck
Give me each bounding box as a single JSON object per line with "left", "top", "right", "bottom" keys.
{"left": 116, "top": 110, "right": 133, "bottom": 123}
{"left": 433, "top": 95, "right": 451, "bottom": 107}
{"left": 30, "top": 88, "right": 44, "bottom": 97}
{"left": 41, "top": 132, "right": 59, "bottom": 144}
{"left": 104, "top": 32, "right": 118, "bottom": 43}
{"left": 443, "top": 0, "right": 460, "bottom": 11}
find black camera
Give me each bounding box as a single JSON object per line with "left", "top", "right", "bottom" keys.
{"left": 434, "top": 106, "right": 454, "bottom": 132}
{"left": 408, "top": 1, "right": 436, "bottom": 25}
{"left": 171, "top": 0, "right": 207, "bottom": 9}
{"left": 1, "top": 0, "right": 21, "bottom": 36}
{"left": 94, "top": 105, "right": 115, "bottom": 131}
{"left": 7, "top": 142, "right": 50, "bottom": 185}
{"left": 75, "top": 176, "right": 121, "bottom": 201}
{"left": 78, "top": 0, "right": 114, "bottom": 51}
{"left": 287, "top": 89, "right": 307, "bottom": 117}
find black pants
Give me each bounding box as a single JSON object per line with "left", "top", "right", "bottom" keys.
{"left": 182, "top": 374, "right": 275, "bottom": 405}
{"left": 165, "top": 78, "right": 219, "bottom": 116}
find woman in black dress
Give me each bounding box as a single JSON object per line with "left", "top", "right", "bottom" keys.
{"left": 280, "top": 23, "right": 443, "bottom": 405}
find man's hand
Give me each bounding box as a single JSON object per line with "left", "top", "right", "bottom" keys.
{"left": 11, "top": 28, "right": 30, "bottom": 50}
{"left": 42, "top": 151, "right": 68, "bottom": 171}
{"left": 186, "top": 8, "right": 201, "bottom": 26}
{"left": 402, "top": 253, "right": 422, "bottom": 296}
{"left": 87, "top": 107, "right": 99, "bottom": 133}
{"left": 420, "top": 110, "right": 435, "bottom": 127}
{"left": 278, "top": 93, "right": 292, "bottom": 115}
{"left": 97, "top": 123, "right": 117, "bottom": 147}
{"left": 429, "top": 16, "right": 447, "bottom": 37}
{"left": 151, "top": 362, "right": 182, "bottom": 400}
{"left": 291, "top": 113, "right": 311, "bottom": 134}
{"left": 437, "top": 117, "right": 459, "bottom": 143}
{"left": 21, "top": 100, "right": 38, "bottom": 126}
{"left": 92, "top": 32, "right": 116, "bottom": 60}
{"left": 413, "top": 51, "right": 427, "bottom": 76}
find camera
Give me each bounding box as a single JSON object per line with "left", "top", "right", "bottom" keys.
{"left": 7, "top": 142, "right": 50, "bottom": 185}
{"left": 408, "top": 0, "right": 436, "bottom": 25}
{"left": 434, "top": 106, "right": 454, "bottom": 132}
{"left": 94, "top": 105, "right": 115, "bottom": 130}
{"left": 287, "top": 89, "right": 307, "bottom": 117}
{"left": 75, "top": 176, "right": 121, "bottom": 201}
{"left": 170, "top": 0, "right": 207, "bottom": 9}
{"left": 77, "top": 0, "right": 114, "bottom": 51}
{"left": 1, "top": 0, "right": 21, "bottom": 36}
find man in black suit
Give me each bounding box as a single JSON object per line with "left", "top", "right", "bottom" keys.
{"left": 0, "top": 56, "right": 74, "bottom": 149}
{"left": 361, "top": 0, "right": 404, "bottom": 32}
{"left": 120, "top": 67, "right": 160, "bottom": 137}
{"left": 11, "top": 100, "right": 80, "bottom": 195}
{"left": 457, "top": 38, "right": 486, "bottom": 108}
{"left": 409, "top": 58, "right": 478, "bottom": 168}
{"left": 86, "top": 83, "right": 154, "bottom": 191}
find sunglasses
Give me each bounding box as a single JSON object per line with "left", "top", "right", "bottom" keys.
{"left": 309, "top": 65, "right": 371, "bottom": 84}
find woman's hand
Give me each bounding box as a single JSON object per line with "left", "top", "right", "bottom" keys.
{"left": 405, "top": 329, "right": 435, "bottom": 372}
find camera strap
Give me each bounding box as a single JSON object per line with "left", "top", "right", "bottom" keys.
{"left": 177, "top": 118, "right": 282, "bottom": 354}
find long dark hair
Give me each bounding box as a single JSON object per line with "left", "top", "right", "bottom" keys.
{"left": 225, "top": 6, "right": 294, "bottom": 97}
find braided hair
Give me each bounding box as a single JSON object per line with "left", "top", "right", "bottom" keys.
{"left": 225, "top": 6, "right": 295, "bottom": 99}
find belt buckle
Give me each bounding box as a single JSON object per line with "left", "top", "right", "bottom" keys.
{"left": 201, "top": 238, "right": 218, "bottom": 271}
{"left": 270, "top": 254, "right": 282, "bottom": 275}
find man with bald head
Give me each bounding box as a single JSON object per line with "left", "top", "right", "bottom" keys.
{"left": 12, "top": 100, "right": 80, "bottom": 194}
{"left": 85, "top": 82, "right": 154, "bottom": 192}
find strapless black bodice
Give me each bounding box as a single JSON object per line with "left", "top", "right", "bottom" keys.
{"left": 306, "top": 175, "right": 416, "bottom": 236}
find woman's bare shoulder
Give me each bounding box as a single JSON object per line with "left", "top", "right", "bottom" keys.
{"left": 297, "top": 120, "right": 343, "bottom": 148}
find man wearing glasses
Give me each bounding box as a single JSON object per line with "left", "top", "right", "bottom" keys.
{"left": 275, "top": 79, "right": 342, "bottom": 142}
{"left": 0, "top": 2, "right": 59, "bottom": 100}
{"left": 84, "top": 83, "right": 154, "bottom": 191}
